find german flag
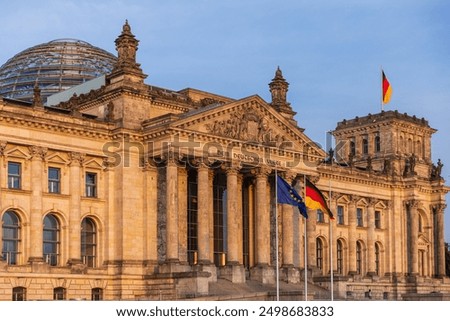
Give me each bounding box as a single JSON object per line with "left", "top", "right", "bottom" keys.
{"left": 382, "top": 70, "right": 392, "bottom": 104}
{"left": 305, "top": 179, "right": 334, "bottom": 219}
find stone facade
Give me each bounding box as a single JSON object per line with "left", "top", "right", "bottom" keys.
{"left": 0, "top": 22, "right": 449, "bottom": 301}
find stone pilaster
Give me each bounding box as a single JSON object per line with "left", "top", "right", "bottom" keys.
{"left": 165, "top": 157, "right": 179, "bottom": 262}
{"left": 67, "top": 152, "right": 84, "bottom": 265}
{"left": 367, "top": 198, "right": 377, "bottom": 276}
{"left": 28, "top": 146, "right": 47, "bottom": 263}
{"left": 280, "top": 172, "right": 299, "bottom": 283}
{"left": 406, "top": 200, "right": 420, "bottom": 276}
{"left": 306, "top": 208, "right": 317, "bottom": 267}
{"left": 251, "top": 166, "right": 275, "bottom": 284}
{"left": 221, "top": 163, "right": 245, "bottom": 283}
{"left": 197, "top": 162, "right": 212, "bottom": 264}
{"left": 329, "top": 192, "right": 339, "bottom": 274}
{"left": 433, "top": 203, "right": 447, "bottom": 277}
{"left": 143, "top": 160, "right": 158, "bottom": 265}
{"left": 348, "top": 196, "right": 357, "bottom": 275}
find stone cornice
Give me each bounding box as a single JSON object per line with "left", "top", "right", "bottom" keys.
{"left": 0, "top": 108, "right": 112, "bottom": 140}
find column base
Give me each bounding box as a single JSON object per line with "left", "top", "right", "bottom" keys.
{"left": 159, "top": 260, "right": 190, "bottom": 274}
{"left": 198, "top": 261, "right": 217, "bottom": 282}
{"left": 282, "top": 265, "right": 300, "bottom": 284}
{"left": 250, "top": 264, "right": 275, "bottom": 284}
{"left": 219, "top": 263, "right": 245, "bottom": 283}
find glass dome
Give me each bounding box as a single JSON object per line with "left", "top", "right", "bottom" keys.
{"left": 0, "top": 39, "right": 117, "bottom": 103}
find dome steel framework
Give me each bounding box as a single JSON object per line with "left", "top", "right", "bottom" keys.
{"left": 0, "top": 39, "right": 117, "bottom": 103}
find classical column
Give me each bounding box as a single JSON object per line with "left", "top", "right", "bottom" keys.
{"left": 434, "top": 204, "right": 446, "bottom": 277}
{"left": 197, "top": 162, "right": 212, "bottom": 264}
{"left": 306, "top": 208, "right": 317, "bottom": 267}
{"left": 28, "top": 146, "right": 47, "bottom": 263}
{"left": 348, "top": 197, "right": 357, "bottom": 275}
{"left": 68, "top": 152, "right": 84, "bottom": 265}
{"left": 367, "top": 198, "right": 376, "bottom": 276}
{"left": 143, "top": 159, "right": 158, "bottom": 264}
{"left": 407, "top": 200, "right": 420, "bottom": 275}
{"left": 254, "top": 166, "right": 271, "bottom": 266}
{"left": 226, "top": 165, "right": 241, "bottom": 264}
{"left": 281, "top": 172, "right": 296, "bottom": 267}
{"left": 178, "top": 166, "right": 188, "bottom": 263}
{"left": 329, "top": 192, "right": 338, "bottom": 274}
{"left": 165, "top": 157, "right": 179, "bottom": 262}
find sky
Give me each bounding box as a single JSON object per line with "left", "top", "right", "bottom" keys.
{"left": 0, "top": 0, "right": 449, "bottom": 240}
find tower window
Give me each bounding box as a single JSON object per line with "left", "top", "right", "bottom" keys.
{"left": 362, "top": 135, "right": 369, "bottom": 154}
{"left": 375, "top": 135, "right": 381, "bottom": 153}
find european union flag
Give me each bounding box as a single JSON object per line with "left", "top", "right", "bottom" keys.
{"left": 276, "top": 175, "right": 308, "bottom": 218}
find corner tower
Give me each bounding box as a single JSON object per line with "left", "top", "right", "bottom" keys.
{"left": 269, "top": 67, "right": 296, "bottom": 124}
{"left": 333, "top": 110, "right": 438, "bottom": 179}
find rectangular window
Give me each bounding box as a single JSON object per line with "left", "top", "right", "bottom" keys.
{"left": 317, "top": 209, "right": 324, "bottom": 223}
{"left": 85, "top": 172, "right": 97, "bottom": 198}
{"left": 8, "top": 162, "right": 21, "bottom": 189}
{"left": 375, "top": 210, "right": 381, "bottom": 229}
{"left": 357, "top": 208, "right": 363, "bottom": 227}
{"left": 337, "top": 205, "right": 344, "bottom": 225}
{"left": 48, "top": 167, "right": 61, "bottom": 194}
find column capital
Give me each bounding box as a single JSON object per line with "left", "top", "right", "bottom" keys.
{"left": 330, "top": 191, "right": 342, "bottom": 201}
{"left": 190, "top": 158, "right": 213, "bottom": 169}
{"left": 0, "top": 141, "right": 7, "bottom": 156}
{"left": 69, "top": 152, "right": 85, "bottom": 166}
{"left": 348, "top": 195, "right": 360, "bottom": 206}
{"left": 222, "top": 161, "right": 242, "bottom": 174}
{"left": 142, "top": 158, "right": 158, "bottom": 171}
{"left": 432, "top": 203, "right": 447, "bottom": 214}
{"left": 251, "top": 165, "right": 271, "bottom": 178}
{"left": 368, "top": 197, "right": 378, "bottom": 208}
{"left": 28, "top": 146, "right": 48, "bottom": 160}
{"left": 404, "top": 199, "right": 421, "bottom": 209}
{"left": 280, "top": 170, "right": 297, "bottom": 183}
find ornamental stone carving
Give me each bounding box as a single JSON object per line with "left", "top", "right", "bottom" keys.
{"left": 205, "top": 106, "right": 287, "bottom": 147}
{"left": 69, "top": 152, "right": 86, "bottom": 166}
{"left": 28, "top": 146, "right": 48, "bottom": 160}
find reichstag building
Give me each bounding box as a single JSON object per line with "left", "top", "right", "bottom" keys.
{"left": 0, "top": 21, "right": 448, "bottom": 301}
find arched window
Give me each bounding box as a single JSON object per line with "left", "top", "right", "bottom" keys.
{"left": 53, "top": 287, "right": 66, "bottom": 300}
{"left": 416, "top": 140, "right": 422, "bottom": 157}
{"left": 350, "top": 138, "right": 356, "bottom": 156}
{"left": 91, "top": 288, "right": 103, "bottom": 301}
{"left": 12, "top": 286, "right": 26, "bottom": 301}
{"left": 2, "top": 211, "right": 21, "bottom": 265}
{"left": 408, "top": 138, "right": 413, "bottom": 154}
{"left": 81, "top": 217, "right": 97, "bottom": 267}
{"left": 362, "top": 136, "right": 369, "bottom": 154}
{"left": 337, "top": 239, "right": 343, "bottom": 275}
{"left": 418, "top": 214, "right": 423, "bottom": 233}
{"left": 374, "top": 134, "right": 381, "bottom": 153}
{"left": 316, "top": 238, "right": 323, "bottom": 270}
{"left": 43, "top": 214, "right": 60, "bottom": 266}
{"left": 356, "top": 241, "right": 362, "bottom": 275}
{"left": 375, "top": 243, "right": 381, "bottom": 275}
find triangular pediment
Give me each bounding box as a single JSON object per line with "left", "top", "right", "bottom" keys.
{"left": 5, "top": 147, "right": 30, "bottom": 159}
{"left": 157, "top": 95, "right": 326, "bottom": 161}
{"left": 46, "top": 153, "right": 69, "bottom": 165}
{"left": 83, "top": 158, "right": 103, "bottom": 169}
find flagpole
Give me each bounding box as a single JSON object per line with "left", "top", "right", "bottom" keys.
{"left": 329, "top": 179, "right": 334, "bottom": 301}
{"left": 304, "top": 174, "right": 308, "bottom": 301}
{"left": 275, "top": 168, "right": 280, "bottom": 301}
{"left": 380, "top": 66, "right": 384, "bottom": 112}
